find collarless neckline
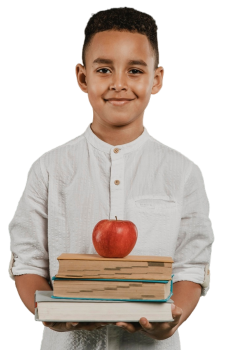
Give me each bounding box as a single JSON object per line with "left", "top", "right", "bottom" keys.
{"left": 83, "top": 123, "right": 152, "bottom": 154}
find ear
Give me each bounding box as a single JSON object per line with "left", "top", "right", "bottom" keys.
{"left": 75, "top": 64, "right": 88, "bottom": 93}
{"left": 151, "top": 66, "right": 164, "bottom": 95}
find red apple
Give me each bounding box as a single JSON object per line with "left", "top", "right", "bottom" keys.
{"left": 92, "top": 216, "right": 138, "bottom": 258}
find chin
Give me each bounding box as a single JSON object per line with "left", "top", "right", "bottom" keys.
{"left": 106, "top": 116, "right": 134, "bottom": 126}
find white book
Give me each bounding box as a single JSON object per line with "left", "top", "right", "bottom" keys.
{"left": 35, "top": 290, "right": 174, "bottom": 322}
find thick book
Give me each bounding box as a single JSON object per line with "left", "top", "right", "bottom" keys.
{"left": 35, "top": 290, "right": 174, "bottom": 322}
{"left": 56, "top": 254, "right": 173, "bottom": 280}
{"left": 52, "top": 276, "right": 173, "bottom": 301}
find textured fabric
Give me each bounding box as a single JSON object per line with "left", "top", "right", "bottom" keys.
{"left": 8, "top": 123, "right": 214, "bottom": 350}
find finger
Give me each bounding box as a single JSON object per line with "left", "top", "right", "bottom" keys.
{"left": 116, "top": 322, "right": 135, "bottom": 333}
{"left": 139, "top": 317, "right": 154, "bottom": 332}
{"left": 42, "top": 321, "right": 57, "bottom": 328}
{"left": 69, "top": 322, "right": 79, "bottom": 329}
{"left": 116, "top": 322, "right": 142, "bottom": 333}
{"left": 71, "top": 322, "right": 104, "bottom": 331}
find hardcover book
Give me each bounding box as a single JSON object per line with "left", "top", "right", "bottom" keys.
{"left": 56, "top": 253, "right": 174, "bottom": 280}
{"left": 35, "top": 290, "right": 174, "bottom": 322}
{"left": 51, "top": 276, "right": 173, "bottom": 301}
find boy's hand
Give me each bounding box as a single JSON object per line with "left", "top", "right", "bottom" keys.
{"left": 42, "top": 321, "right": 112, "bottom": 332}
{"left": 115, "top": 304, "right": 182, "bottom": 340}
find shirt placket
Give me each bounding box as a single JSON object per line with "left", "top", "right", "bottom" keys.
{"left": 109, "top": 147, "right": 124, "bottom": 220}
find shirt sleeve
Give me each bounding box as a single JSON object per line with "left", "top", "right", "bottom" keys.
{"left": 8, "top": 156, "right": 50, "bottom": 281}
{"left": 172, "top": 162, "right": 214, "bottom": 297}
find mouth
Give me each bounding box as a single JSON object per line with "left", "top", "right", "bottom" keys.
{"left": 104, "top": 99, "right": 134, "bottom": 106}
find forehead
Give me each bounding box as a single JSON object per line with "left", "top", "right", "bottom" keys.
{"left": 86, "top": 30, "right": 153, "bottom": 64}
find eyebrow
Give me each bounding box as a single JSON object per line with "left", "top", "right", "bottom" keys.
{"left": 92, "top": 58, "right": 148, "bottom": 67}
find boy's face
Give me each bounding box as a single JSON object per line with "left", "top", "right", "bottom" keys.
{"left": 76, "top": 30, "right": 163, "bottom": 128}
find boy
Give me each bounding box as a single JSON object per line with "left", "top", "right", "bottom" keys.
{"left": 8, "top": 7, "right": 214, "bottom": 350}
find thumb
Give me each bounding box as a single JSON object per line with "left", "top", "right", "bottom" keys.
{"left": 171, "top": 304, "right": 183, "bottom": 322}
{"left": 171, "top": 304, "right": 176, "bottom": 313}
{"left": 171, "top": 304, "right": 176, "bottom": 319}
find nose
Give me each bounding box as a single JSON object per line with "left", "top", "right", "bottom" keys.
{"left": 109, "top": 72, "right": 128, "bottom": 92}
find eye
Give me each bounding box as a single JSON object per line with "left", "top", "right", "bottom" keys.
{"left": 97, "top": 68, "right": 142, "bottom": 75}
{"left": 129, "top": 69, "right": 142, "bottom": 74}
{"left": 97, "top": 68, "right": 109, "bottom": 73}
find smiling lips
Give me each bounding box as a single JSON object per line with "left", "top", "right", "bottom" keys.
{"left": 105, "top": 98, "right": 134, "bottom": 106}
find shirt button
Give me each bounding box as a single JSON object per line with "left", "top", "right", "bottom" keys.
{"left": 114, "top": 180, "right": 120, "bottom": 185}
{"left": 113, "top": 148, "right": 120, "bottom": 153}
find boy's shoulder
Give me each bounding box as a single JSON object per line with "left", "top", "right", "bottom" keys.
{"left": 146, "top": 133, "right": 196, "bottom": 171}
{"left": 39, "top": 132, "right": 84, "bottom": 158}
{"left": 146, "top": 134, "right": 204, "bottom": 182}
{"left": 30, "top": 132, "right": 86, "bottom": 178}
{"left": 39, "top": 132, "right": 85, "bottom": 162}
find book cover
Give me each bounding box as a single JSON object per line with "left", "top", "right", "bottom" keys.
{"left": 57, "top": 253, "right": 174, "bottom": 262}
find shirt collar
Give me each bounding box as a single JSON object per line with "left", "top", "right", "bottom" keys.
{"left": 83, "top": 123, "right": 152, "bottom": 155}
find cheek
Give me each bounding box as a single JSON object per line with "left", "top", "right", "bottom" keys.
{"left": 134, "top": 78, "right": 151, "bottom": 98}
{"left": 87, "top": 78, "right": 107, "bottom": 104}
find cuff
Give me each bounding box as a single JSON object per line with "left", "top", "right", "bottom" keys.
{"left": 8, "top": 252, "right": 50, "bottom": 281}
{"left": 9, "top": 252, "right": 15, "bottom": 281}
{"left": 172, "top": 264, "right": 210, "bottom": 297}
{"left": 200, "top": 264, "right": 210, "bottom": 296}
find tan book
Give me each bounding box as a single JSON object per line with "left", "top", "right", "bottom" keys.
{"left": 56, "top": 254, "right": 173, "bottom": 280}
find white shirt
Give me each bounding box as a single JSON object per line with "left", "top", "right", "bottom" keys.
{"left": 8, "top": 123, "right": 214, "bottom": 350}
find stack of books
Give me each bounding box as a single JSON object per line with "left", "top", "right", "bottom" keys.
{"left": 35, "top": 254, "right": 174, "bottom": 323}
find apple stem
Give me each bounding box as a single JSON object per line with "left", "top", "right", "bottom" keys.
{"left": 115, "top": 216, "right": 117, "bottom": 220}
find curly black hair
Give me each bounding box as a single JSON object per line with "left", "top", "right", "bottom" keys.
{"left": 82, "top": 7, "right": 159, "bottom": 70}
